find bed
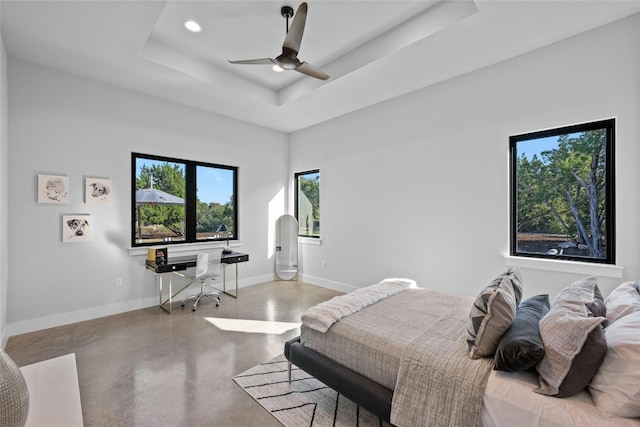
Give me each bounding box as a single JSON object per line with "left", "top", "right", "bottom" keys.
{"left": 284, "top": 274, "right": 640, "bottom": 426}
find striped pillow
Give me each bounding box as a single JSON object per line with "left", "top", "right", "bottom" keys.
{"left": 467, "top": 267, "right": 523, "bottom": 359}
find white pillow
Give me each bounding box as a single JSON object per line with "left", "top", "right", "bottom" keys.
{"left": 589, "top": 311, "right": 640, "bottom": 417}
{"left": 605, "top": 281, "right": 640, "bottom": 326}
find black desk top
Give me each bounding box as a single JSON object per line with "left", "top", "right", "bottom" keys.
{"left": 145, "top": 251, "right": 249, "bottom": 273}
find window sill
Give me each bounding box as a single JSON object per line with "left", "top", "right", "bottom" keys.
{"left": 128, "top": 241, "right": 242, "bottom": 257}
{"left": 504, "top": 255, "right": 623, "bottom": 278}
{"left": 299, "top": 237, "right": 322, "bottom": 245}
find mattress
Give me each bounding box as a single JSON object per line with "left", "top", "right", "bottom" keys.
{"left": 301, "top": 288, "right": 467, "bottom": 390}
{"left": 481, "top": 369, "right": 640, "bottom": 427}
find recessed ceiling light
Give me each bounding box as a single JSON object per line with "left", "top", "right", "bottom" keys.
{"left": 272, "top": 65, "right": 284, "bottom": 72}
{"left": 184, "top": 20, "right": 202, "bottom": 33}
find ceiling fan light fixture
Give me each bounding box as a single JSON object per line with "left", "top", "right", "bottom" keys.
{"left": 272, "top": 65, "right": 284, "bottom": 72}
{"left": 184, "top": 20, "right": 202, "bottom": 33}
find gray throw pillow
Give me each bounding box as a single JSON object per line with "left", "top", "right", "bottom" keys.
{"left": 467, "top": 267, "right": 523, "bottom": 359}
{"left": 587, "top": 284, "right": 606, "bottom": 318}
{"left": 536, "top": 276, "right": 607, "bottom": 397}
{"left": 494, "top": 294, "right": 550, "bottom": 372}
{"left": 555, "top": 325, "right": 606, "bottom": 397}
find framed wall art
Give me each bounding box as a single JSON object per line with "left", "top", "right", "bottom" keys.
{"left": 85, "top": 177, "right": 112, "bottom": 204}
{"left": 62, "top": 214, "right": 93, "bottom": 243}
{"left": 38, "top": 174, "right": 70, "bottom": 203}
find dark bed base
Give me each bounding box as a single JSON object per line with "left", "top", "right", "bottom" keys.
{"left": 284, "top": 336, "right": 394, "bottom": 423}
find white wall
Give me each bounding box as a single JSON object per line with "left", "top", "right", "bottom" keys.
{"left": 290, "top": 14, "right": 640, "bottom": 299}
{"left": 0, "top": 4, "right": 9, "bottom": 346}
{"left": 5, "top": 13, "right": 640, "bottom": 337}
{"left": 6, "top": 59, "right": 288, "bottom": 335}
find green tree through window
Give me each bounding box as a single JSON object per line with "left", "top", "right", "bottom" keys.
{"left": 295, "top": 170, "right": 320, "bottom": 237}
{"left": 132, "top": 153, "right": 237, "bottom": 246}
{"left": 136, "top": 161, "right": 186, "bottom": 239}
{"left": 510, "top": 119, "right": 615, "bottom": 263}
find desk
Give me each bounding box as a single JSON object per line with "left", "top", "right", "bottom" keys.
{"left": 145, "top": 252, "right": 249, "bottom": 313}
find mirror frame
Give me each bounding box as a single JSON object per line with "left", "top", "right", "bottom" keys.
{"left": 275, "top": 214, "right": 299, "bottom": 280}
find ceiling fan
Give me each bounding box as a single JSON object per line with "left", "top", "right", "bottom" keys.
{"left": 228, "top": 2, "right": 330, "bottom": 81}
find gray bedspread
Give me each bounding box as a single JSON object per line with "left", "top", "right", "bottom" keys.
{"left": 301, "top": 288, "right": 450, "bottom": 389}
{"left": 301, "top": 288, "right": 493, "bottom": 427}
{"left": 391, "top": 294, "right": 493, "bottom": 427}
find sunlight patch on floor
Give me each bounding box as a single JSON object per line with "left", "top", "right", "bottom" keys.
{"left": 204, "top": 317, "right": 300, "bottom": 334}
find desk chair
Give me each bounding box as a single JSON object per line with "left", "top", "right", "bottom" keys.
{"left": 181, "top": 251, "right": 222, "bottom": 311}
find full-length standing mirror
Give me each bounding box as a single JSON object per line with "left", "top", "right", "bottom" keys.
{"left": 275, "top": 214, "right": 298, "bottom": 280}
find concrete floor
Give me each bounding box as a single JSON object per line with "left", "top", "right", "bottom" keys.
{"left": 5, "top": 281, "right": 342, "bottom": 427}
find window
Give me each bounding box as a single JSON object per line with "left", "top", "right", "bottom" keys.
{"left": 295, "top": 170, "right": 320, "bottom": 237}
{"left": 510, "top": 119, "right": 615, "bottom": 263}
{"left": 132, "top": 153, "right": 237, "bottom": 247}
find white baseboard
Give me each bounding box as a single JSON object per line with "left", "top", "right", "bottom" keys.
{"left": 297, "top": 274, "right": 357, "bottom": 294}
{"left": 7, "top": 273, "right": 276, "bottom": 337}
{"left": 7, "top": 298, "right": 157, "bottom": 337}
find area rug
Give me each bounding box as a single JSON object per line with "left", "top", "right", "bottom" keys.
{"left": 233, "top": 354, "right": 391, "bottom": 427}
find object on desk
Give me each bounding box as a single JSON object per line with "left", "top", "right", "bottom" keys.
{"left": 181, "top": 250, "right": 222, "bottom": 311}
{"left": 216, "top": 224, "right": 233, "bottom": 255}
{"left": 147, "top": 247, "right": 168, "bottom": 265}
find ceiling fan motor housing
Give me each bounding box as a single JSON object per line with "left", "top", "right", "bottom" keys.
{"left": 276, "top": 47, "right": 301, "bottom": 69}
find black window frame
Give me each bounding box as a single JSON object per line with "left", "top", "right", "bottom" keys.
{"left": 131, "top": 152, "right": 238, "bottom": 247}
{"left": 295, "top": 169, "right": 320, "bottom": 238}
{"left": 509, "top": 118, "right": 615, "bottom": 264}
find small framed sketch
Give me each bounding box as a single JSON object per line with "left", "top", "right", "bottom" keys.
{"left": 62, "top": 214, "right": 93, "bottom": 243}
{"left": 38, "top": 174, "right": 70, "bottom": 203}
{"left": 85, "top": 177, "right": 112, "bottom": 204}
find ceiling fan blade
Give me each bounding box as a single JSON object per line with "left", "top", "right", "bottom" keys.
{"left": 296, "top": 62, "right": 329, "bottom": 80}
{"left": 283, "top": 2, "right": 307, "bottom": 54}
{"left": 228, "top": 58, "right": 275, "bottom": 65}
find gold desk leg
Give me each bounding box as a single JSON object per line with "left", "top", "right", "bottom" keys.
{"left": 158, "top": 273, "right": 163, "bottom": 307}
{"left": 220, "top": 263, "right": 238, "bottom": 299}
{"left": 158, "top": 273, "right": 171, "bottom": 314}
{"left": 235, "top": 262, "right": 239, "bottom": 297}
{"left": 158, "top": 271, "right": 195, "bottom": 314}
{"left": 168, "top": 274, "right": 172, "bottom": 314}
